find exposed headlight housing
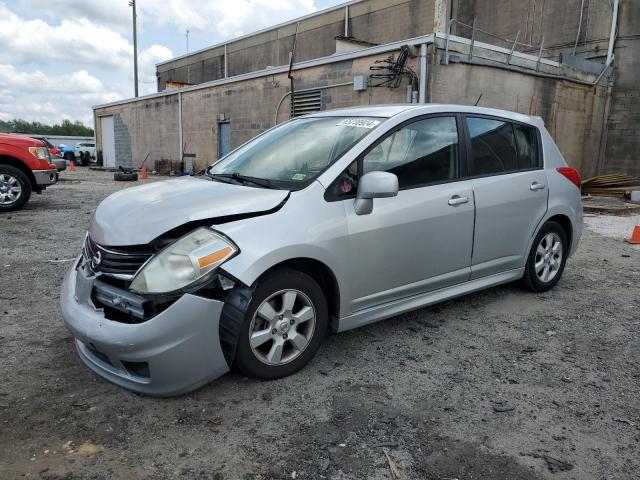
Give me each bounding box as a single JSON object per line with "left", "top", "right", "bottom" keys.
{"left": 28, "top": 146, "right": 49, "bottom": 160}
{"left": 130, "top": 228, "right": 238, "bottom": 294}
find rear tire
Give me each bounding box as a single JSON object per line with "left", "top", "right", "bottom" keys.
{"left": 522, "top": 221, "right": 568, "bottom": 292}
{"left": 0, "top": 165, "right": 32, "bottom": 212}
{"left": 233, "top": 268, "right": 328, "bottom": 379}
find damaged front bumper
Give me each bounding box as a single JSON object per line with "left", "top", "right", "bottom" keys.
{"left": 60, "top": 258, "right": 230, "bottom": 396}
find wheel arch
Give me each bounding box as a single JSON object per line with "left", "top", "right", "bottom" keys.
{"left": 546, "top": 214, "right": 573, "bottom": 248}
{"left": 258, "top": 257, "right": 341, "bottom": 330}
{"left": 0, "top": 155, "right": 36, "bottom": 187}
{"left": 218, "top": 256, "right": 340, "bottom": 368}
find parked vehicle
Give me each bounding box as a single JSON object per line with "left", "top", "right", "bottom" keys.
{"left": 58, "top": 144, "right": 76, "bottom": 162}
{"left": 30, "top": 135, "right": 61, "bottom": 157}
{"left": 30, "top": 136, "right": 66, "bottom": 171}
{"left": 74, "top": 142, "right": 96, "bottom": 166}
{"left": 60, "top": 105, "right": 582, "bottom": 396}
{"left": 0, "top": 133, "right": 58, "bottom": 211}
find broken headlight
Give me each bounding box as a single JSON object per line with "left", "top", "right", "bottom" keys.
{"left": 130, "top": 228, "right": 238, "bottom": 294}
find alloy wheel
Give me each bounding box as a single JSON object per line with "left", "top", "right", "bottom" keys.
{"left": 248, "top": 289, "right": 316, "bottom": 366}
{"left": 534, "top": 232, "right": 563, "bottom": 283}
{"left": 0, "top": 174, "right": 22, "bottom": 205}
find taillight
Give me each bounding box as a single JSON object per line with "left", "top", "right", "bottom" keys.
{"left": 50, "top": 147, "right": 61, "bottom": 156}
{"left": 556, "top": 167, "right": 581, "bottom": 189}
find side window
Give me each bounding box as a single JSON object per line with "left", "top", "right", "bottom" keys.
{"left": 362, "top": 116, "right": 459, "bottom": 189}
{"left": 466, "top": 117, "right": 518, "bottom": 176}
{"left": 513, "top": 124, "right": 539, "bottom": 169}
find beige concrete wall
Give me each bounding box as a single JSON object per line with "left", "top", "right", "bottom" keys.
{"left": 449, "top": 0, "right": 640, "bottom": 177}
{"left": 157, "top": 0, "right": 435, "bottom": 89}
{"left": 428, "top": 53, "right": 607, "bottom": 177}
{"left": 97, "top": 51, "right": 413, "bottom": 172}
{"left": 450, "top": 0, "right": 612, "bottom": 54}
{"left": 97, "top": 43, "right": 605, "bottom": 178}
{"left": 602, "top": 0, "right": 640, "bottom": 175}
{"left": 95, "top": 96, "right": 180, "bottom": 170}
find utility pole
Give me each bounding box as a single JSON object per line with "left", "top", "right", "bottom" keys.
{"left": 129, "top": 0, "right": 139, "bottom": 97}
{"left": 186, "top": 30, "right": 190, "bottom": 54}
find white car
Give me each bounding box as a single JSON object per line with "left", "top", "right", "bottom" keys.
{"left": 74, "top": 142, "right": 96, "bottom": 166}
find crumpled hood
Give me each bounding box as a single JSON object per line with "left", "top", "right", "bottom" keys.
{"left": 89, "top": 176, "right": 289, "bottom": 246}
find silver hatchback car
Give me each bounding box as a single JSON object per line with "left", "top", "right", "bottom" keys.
{"left": 60, "top": 104, "right": 582, "bottom": 396}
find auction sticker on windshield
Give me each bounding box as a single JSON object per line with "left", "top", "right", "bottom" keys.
{"left": 336, "top": 118, "right": 381, "bottom": 129}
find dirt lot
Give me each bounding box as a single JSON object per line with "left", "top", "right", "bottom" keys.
{"left": 1, "top": 168, "right": 639, "bottom": 480}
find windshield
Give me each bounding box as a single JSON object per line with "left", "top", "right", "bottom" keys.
{"left": 207, "top": 116, "right": 382, "bottom": 188}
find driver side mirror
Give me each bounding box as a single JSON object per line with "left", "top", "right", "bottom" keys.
{"left": 354, "top": 171, "right": 399, "bottom": 215}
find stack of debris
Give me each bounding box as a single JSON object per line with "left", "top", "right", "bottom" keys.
{"left": 581, "top": 174, "right": 640, "bottom": 198}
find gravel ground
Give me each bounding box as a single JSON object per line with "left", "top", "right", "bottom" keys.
{"left": 1, "top": 168, "right": 639, "bottom": 480}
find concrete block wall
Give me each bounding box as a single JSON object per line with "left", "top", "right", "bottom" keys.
{"left": 113, "top": 114, "right": 132, "bottom": 168}
{"left": 156, "top": 0, "right": 435, "bottom": 90}
{"left": 95, "top": 95, "right": 180, "bottom": 171}
{"left": 98, "top": 50, "right": 413, "bottom": 172}
{"left": 448, "top": 0, "right": 640, "bottom": 177}
{"left": 450, "top": 0, "right": 612, "bottom": 54}
{"left": 602, "top": 0, "right": 640, "bottom": 175}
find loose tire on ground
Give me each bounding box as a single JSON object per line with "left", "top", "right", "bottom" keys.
{"left": 522, "top": 220, "right": 568, "bottom": 292}
{"left": 232, "top": 268, "right": 328, "bottom": 379}
{"left": 113, "top": 172, "right": 138, "bottom": 182}
{"left": 0, "top": 165, "right": 32, "bottom": 212}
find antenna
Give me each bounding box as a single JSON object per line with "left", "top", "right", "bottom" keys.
{"left": 186, "top": 30, "right": 190, "bottom": 54}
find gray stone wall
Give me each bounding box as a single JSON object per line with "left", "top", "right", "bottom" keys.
{"left": 113, "top": 114, "right": 132, "bottom": 168}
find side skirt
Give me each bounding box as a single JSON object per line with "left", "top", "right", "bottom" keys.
{"left": 337, "top": 268, "right": 524, "bottom": 332}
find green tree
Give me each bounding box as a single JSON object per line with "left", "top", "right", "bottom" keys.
{"left": 0, "top": 118, "right": 94, "bottom": 136}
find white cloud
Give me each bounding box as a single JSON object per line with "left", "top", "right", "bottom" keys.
{"left": 0, "top": 3, "right": 132, "bottom": 70}
{"left": 0, "top": 66, "right": 104, "bottom": 94}
{"left": 138, "top": 44, "right": 173, "bottom": 94}
{"left": 22, "top": 0, "right": 131, "bottom": 31}
{"left": 0, "top": 65, "right": 124, "bottom": 125}
{"left": 139, "top": 0, "right": 316, "bottom": 38}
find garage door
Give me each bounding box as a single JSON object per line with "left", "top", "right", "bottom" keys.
{"left": 101, "top": 116, "right": 115, "bottom": 168}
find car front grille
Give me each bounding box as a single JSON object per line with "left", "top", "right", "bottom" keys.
{"left": 83, "top": 235, "right": 154, "bottom": 277}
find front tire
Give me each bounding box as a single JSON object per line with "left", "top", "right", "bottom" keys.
{"left": 0, "top": 166, "right": 32, "bottom": 212}
{"left": 233, "top": 268, "right": 328, "bottom": 379}
{"left": 522, "top": 221, "right": 568, "bottom": 292}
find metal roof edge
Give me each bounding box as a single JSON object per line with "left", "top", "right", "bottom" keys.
{"left": 155, "top": 0, "right": 365, "bottom": 68}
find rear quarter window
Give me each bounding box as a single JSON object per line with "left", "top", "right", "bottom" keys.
{"left": 465, "top": 116, "right": 540, "bottom": 176}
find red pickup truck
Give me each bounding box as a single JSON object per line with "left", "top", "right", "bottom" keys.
{"left": 0, "top": 133, "right": 58, "bottom": 212}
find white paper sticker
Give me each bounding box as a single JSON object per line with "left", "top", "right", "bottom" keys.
{"left": 336, "top": 118, "right": 381, "bottom": 129}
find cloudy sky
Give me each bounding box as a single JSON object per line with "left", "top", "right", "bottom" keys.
{"left": 0, "top": 0, "right": 345, "bottom": 127}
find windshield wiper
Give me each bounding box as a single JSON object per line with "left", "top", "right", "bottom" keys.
{"left": 207, "top": 171, "right": 274, "bottom": 189}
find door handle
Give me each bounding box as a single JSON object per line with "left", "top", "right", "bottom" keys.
{"left": 448, "top": 195, "right": 469, "bottom": 206}
{"left": 530, "top": 182, "right": 547, "bottom": 191}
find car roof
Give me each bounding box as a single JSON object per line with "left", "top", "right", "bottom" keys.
{"left": 308, "top": 103, "right": 543, "bottom": 127}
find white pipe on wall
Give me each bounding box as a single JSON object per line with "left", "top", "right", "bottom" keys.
{"left": 605, "top": 0, "right": 619, "bottom": 67}
{"left": 224, "top": 44, "right": 228, "bottom": 78}
{"left": 178, "top": 92, "right": 183, "bottom": 162}
{"left": 419, "top": 43, "right": 428, "bottom": 103}
{"left": 344, "top": 6, "right": 349, "bottom": 37}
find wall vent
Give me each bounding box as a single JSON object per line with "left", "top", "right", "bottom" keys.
{"left": 290, "top": 89, "right": 323, "bottom": 117}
